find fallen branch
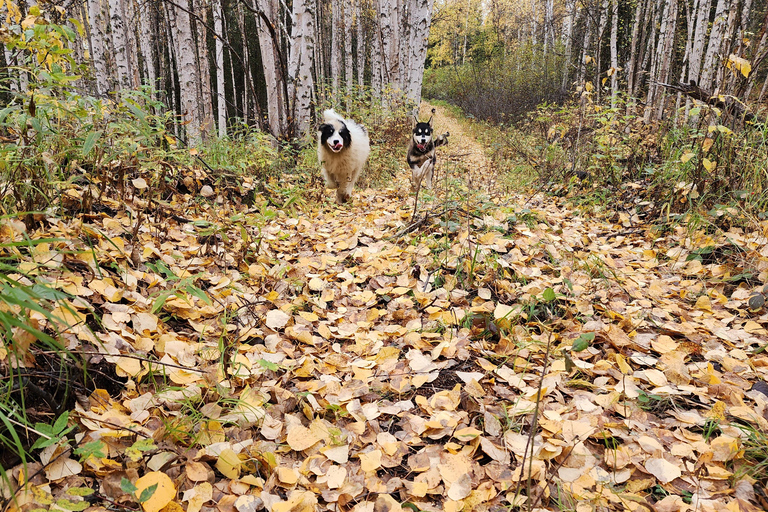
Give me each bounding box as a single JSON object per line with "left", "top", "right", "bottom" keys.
{"left": 657, "top": 80, "right": 759, "bottom": 124}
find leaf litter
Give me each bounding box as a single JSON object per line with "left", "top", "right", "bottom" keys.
{"left": 2, "top": 106, "right": 768, "bottom": 512}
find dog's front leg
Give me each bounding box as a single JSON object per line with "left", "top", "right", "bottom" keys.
{"left": 322, "top": 168, "right": 339, "bottom": 189}
{"left": 337, "top": 183, "right": 354, "bottom": 203}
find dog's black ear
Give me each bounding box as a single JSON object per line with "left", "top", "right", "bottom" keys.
{"left": 411, "top": 115, "right": 418, "bottom": 128}
{"left": 428, "top": 108, "right": 435, "bottom": 126}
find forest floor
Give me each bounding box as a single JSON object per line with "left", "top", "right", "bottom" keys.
{"left": 4, "top": 103, "right": 768, "bottom": 512}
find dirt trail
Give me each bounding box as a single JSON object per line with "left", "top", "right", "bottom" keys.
{"left": 414, "top": 102, "right": 500, "bottom": 199}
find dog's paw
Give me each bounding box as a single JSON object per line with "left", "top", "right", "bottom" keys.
{"left": 336, "top": 190, "right": 351, "bottom": 204}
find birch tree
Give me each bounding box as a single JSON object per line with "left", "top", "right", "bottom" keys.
{"left": 107, "top": 0, "right": 133, "bottom": 90}
{"left": 287, "top": 0, "right": 315, "bottom": 134}
{"left": 344, "top": 0, "right": 353, "bottom": 91}
{"left": 136, "top": 1, "right": 157, "bottom": 93}
{"left": 609, "top": 0, "right": 618, "bottom": 108}
{"left": 403, "top": 0, "right": 434, "bottom": 103}
{"left": 331, "top": 0, "right": 342, "bottom": 94}
{"left": 255, "top": 0, "right": 284, "bottom": 136}
{"left": 699, "top": 0, "right": 731, "bottom": 92}
{"left": 356, "top": 0, "right": 366, "bottom": 87}
{"left": 644, "top": 0, "right": 678, "bottom": 122}
{"left": 86, "top": 0, "right": 110, "bottom": 95}
{"left": 212, "top": 0, "right": 226, "bottom": 137}
{"left": 167, "top": 0, "right": 201, "bottom": 143}
{"left": 560, "top": 0, "right": 577, "bottom": 91}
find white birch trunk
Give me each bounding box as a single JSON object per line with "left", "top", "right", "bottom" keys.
{"left": 136, "top": 0, "right": 156, "bottom": 93}
{"left": 378, "top": 0, "right": 400, "bottom": 91}
{"left": 168, "top": 0, "right": 201, "bottom": 143}
{"left": 212, "top": 0, "right": 227, "bottom": 137}
{"left": 122, "top": 0, "right": 140, "bottom": 88}
{"left": 356, "top": 0, "right": 366, "bottom": 87}
{"left": 344, "top": 0, "right": 353, "bottom": 91}
{"left": 256, "top": 0, "right": 283, "bottom": 135}
{"left": 699, "top": 0, "right": 731, "bottom": 91}
{"left": 688, "top": 0, "right": 711, "bottom": 85}
{"left": 405, "top": 0, "right": 434, "bottom": 104}
{"left": 626, "top": 0, "right": 645, "bottom": 98}
{"left": 108, "top": 0, "right": 133, "bottom": 90}
{"left": 371, "top": 14, "right": 383, "bottom": 98}
{"left": 645, "top": 0, "right": 678, "bottom": 122}
{"left": 287, "top": 0, "right": 315, "bottom": 135}
{"left": 331, "top": 0, "right": 341, "bottom": 94}
{"left": 544, "top": 0, "right": 553, "bottom": 55}
{"left": 609, "top": 0, "right": 618, "bottom": 108}
{"left": 236, "top": 3, "right": 250, "bottom": 121}
{"left": 87, "top": 0, "right": 111, "bottom": 94}
{"left": 196, "top": 8, "right": 214, "bottom": 140}
{"left": 561, "top": 0, "right": 577, "bottom": 91}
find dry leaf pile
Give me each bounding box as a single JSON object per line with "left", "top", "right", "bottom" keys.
{"left": 3, "top": 107, "right": 768, "bottom": 512}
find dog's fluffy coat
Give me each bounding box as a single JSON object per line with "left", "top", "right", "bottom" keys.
{"left": 406, "top": 110, "right": 449, "bottom": 190}
{"left": 317, "top": 109, "right": 370, "bottom": 204}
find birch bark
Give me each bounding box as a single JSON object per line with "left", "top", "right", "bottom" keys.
{"left": 699, "top": 0, "right": 731, "bottom": 91}
{"left": 560, "top": 0, "right": 577, "bottom": 91}
{"left": 405, "top": 0, "right": 434, "bottom": 103}
{"left": 331, "top": 0, "right": 341, "bottom": 94}
{"left": 86, "top": 0, "right": 110, "bottom": 94}
{"left": 344, "top": 0, "right": 353, "bottom": 91}
{"left": 107, "top": 0, "right": 134, "bottom": 90}
{"left": 212, "top": 0, "right": 227, "bottom": 137}
{"left": 256, "top": 0, "right": 283, "bottom": 136}
{"left": 356, "top": 0, "right": 366, "bottom": 87}
{"left": 287, "top": 0, "right": 315, "bottom": 134}
{"left": 136, "top": 0, "right": 156, "bottom": 93}
{"left": 168, "top": 0, "right": 201, "bottom": 143}
{"left": 609, "top": 0, "right": 618, "bottom": 108}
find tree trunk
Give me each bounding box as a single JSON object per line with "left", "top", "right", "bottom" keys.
{"left": 638, "top": 0, "right": 658, "bottom": 95}
{"left": 576, "top": 6, "right": 592, "bottom": 86}
{"left": 544, "top": 0, "right": 554, "bottom": 55}
{"left": 212, "top": 0, "right": 227, "bottom": 137}
{"left": 256, "top": 0, "right": 284, "bottom": 136}
{"left": 344, "top": 0, "right": 353, "bottom": 92}
{"left": 168, "top": 0, "right": 202, "bottom": 143}
{"left": 356, "top": 0, "right": 366, "bottom": 87}
{"left": 371, "top": 9, "right": 383, "bottom": 98}
{"left": 137, "top": 0, "right": 157, "bottom": 94}
{"left": 699, "top": 0, "right": 731, "bottom": 92}
{"left": 331, "top": 0, "right": 341, "bottom": 95}
{"left": 609, "top": 0, "right": 618, "bottom": 108}
{"left": 107, "top": 0, "right": 134, "bottom": 90}
{"left": 688, "top": 0, "right": 712, "bottom": 87}
{"left": 645, "top": 0, "right": 678, "bottom": 122}
{"left": 87, "top": 0, "right": 111, "bottom": 94}
{"left": 288, "top": 0, "right": 316, "bottom": 135}
{"left": 626, "top": 0, "right": 645, "bottom": 98}
{"left": 560, "top": 0, "right": 577, "bottom": 91}
{"left": 405, "top": 0, "right": 434, "bottom": 104}
{"left": 378, "top": 0, "right": 400, "bottom": 91}
{"left": 195, "top": 8, "right": 214, "bottom": 140}
{"left": 595, "top": 0, "right": 608, "bottom": 103}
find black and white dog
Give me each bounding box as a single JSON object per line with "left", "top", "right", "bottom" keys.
{"left": 317, "top": 109, "right": 370, "bottom": 204}
{"left": 406, "top": 109, "right": 449, "bottom": 190}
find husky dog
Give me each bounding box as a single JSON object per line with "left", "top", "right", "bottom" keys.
{"left": 317, "top": 109, "right": 371, "bottom": 204}
{"left": 406, "top": 108, "right": 449, "bottom": 190}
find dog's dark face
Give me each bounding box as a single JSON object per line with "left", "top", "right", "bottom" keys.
{"left": 412, "top": 119, "right": 433, "bottom": 152}
{"left": 320, "top": 121, "right": 351, "bottom": 153}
